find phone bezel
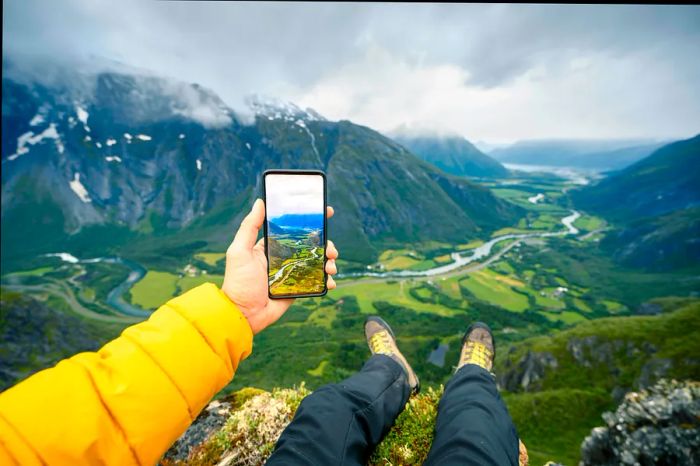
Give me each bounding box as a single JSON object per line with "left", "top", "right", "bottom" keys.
{"left": 262, "top": 169, "right": 328, "bottom": 299}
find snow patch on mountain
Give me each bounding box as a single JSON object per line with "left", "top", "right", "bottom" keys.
{"left": 295, "top": 119, "right": 321, "bottom": 164}
{"left": 69, "top": 173, "right": 91, "bottom": 203}
{"left": 7, "top": 124, "right": 62, "bottom": 161}
{"left": 75, "top": 105, "right": 90, "bottom": 132}
{"left": 246, "top": 95, "right": 325, "bottom": 123}
{"left": 29, "top": 114, "right": 45, "bottom": 126}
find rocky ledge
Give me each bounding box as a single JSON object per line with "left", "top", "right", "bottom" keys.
{"left": 580, "top": 379, "right": 699, "bottom": 466}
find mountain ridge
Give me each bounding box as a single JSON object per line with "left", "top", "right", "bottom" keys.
{"left": 1, "top": 67, "right": 523, "bottom": 270}
{"left": 490, "top": 138, "right": 667, "bottom": 171}
{"left": 572, "top": 135, "right": 700, "bottom": 270}
{"left": 395, "top": 135, "right": 509, "bottom": 178}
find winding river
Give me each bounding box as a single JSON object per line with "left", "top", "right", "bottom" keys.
{"left": 82, "top": 256, "right": 150, "bottom": 317}
{"left": 338, "top": 210, "right": 580, "bottom": 279}
{"left": 47, "top": 211, "right": 580, "bottom": 317}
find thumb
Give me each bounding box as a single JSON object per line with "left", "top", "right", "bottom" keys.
{"left": 232, "top": 199, "right": 265, "bottom": 251}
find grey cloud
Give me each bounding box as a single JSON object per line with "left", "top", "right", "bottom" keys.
{"left": 3, "top": 1, "right": 700, "bottom": 140}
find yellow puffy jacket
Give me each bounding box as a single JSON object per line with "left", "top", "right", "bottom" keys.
{"left": 0, "top": 283, "right": 253, "bottom": 466}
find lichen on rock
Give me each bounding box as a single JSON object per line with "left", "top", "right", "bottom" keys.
{"left": 580, "top": 379, "right": 700, "bottom": 466}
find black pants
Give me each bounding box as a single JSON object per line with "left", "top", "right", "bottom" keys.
{"left": 266, "top": 355, "right": 519, "bottom": 465}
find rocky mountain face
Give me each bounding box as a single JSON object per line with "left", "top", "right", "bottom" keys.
{"left": 394, "top": 135, "right": 509, "bottom": 178}
{"left": 497, "top": 299, "right": 700, "bottom": 398}
{"left": 1, "top": 66, "right": 522, "bottom": 268}
{"left": 580, "top": 379, "right": 699, "bottom": 466}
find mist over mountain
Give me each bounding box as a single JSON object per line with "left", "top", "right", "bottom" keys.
{"left": 1, "top": 63, "right": 522, "bottom": 269}
{"left": 490, "top": 139, "right": 667, "bottom": 171}
{"left": 394, "top": 135, "right": 509, "bottom": 178}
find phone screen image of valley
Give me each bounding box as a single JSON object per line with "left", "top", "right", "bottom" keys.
{"left": 265, "top": 173, "right": 325, "bottom": 296}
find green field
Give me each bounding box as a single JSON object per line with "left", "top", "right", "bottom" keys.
{"left": 129, "top": 270, "right": 225, "bottom": 310}
{"left": 194, "top": 252, "right": 226, "bottom": 267}
{"left": 130, "top": 271, "right": 180, "bottom": 309}
{"left": 459, "top": 269, "right": 529, "bottom": 312}
{"left": 573, "top": 215, "right": 606, "bottom": 232}
{"left": 337, "top": 280, "right": 462, "bottom": 316}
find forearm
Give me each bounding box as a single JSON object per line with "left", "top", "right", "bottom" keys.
{"left": 0, "top": 283, "right": 253, "bottom": 465}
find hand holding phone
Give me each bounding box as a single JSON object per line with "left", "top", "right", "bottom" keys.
{"left": 221, "top": 194, "right": 338, "bottom": 334}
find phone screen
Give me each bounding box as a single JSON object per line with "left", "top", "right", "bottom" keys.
{"left": 264, "top": 171, "right": 327, "bottom": 298}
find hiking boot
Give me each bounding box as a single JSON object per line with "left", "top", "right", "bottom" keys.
{"left": 457, "top": 322, "right": 495, "bottom": 373}
{"left": 365, "top": 316, "right": 420, "bottom": 393}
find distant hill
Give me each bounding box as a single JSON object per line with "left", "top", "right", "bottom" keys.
{"left": 490, "top": 139, "right": 666, "bottom": 171}
{"left": 267, "top": 237, "right": 294, "bottom": 268}
{"left": 572, "top": 135, "right": 700, "bottom": 270}
{"left": 573, "top": 135, "right": 700, "bottom": 220}
{"left": 0, "top": 65, "right": 523, "bottom": 269}
{"left": 395, "top": 135, "right": 509, "bottom": 178}
{"left": 267, "top": 221, "right": 285, "bottom": 234}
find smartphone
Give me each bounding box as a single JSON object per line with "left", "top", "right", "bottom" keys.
{"left": 263, "top": 169, "right": 327, "bottom": 299}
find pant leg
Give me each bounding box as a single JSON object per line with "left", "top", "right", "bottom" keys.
{"left": 266, "top": 354, "right": 410, "bottom": 466}
{"left": 424, "top": 364, "right": 519, "bottom": 466}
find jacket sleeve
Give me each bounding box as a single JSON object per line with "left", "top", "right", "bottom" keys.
{"left": 0, "top": 283, "right": 253, "bottom": 466}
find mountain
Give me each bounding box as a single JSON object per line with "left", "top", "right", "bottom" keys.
{"left": 271, "top": 213, "right": 324, "bottom": 229}
{"left": 1, "top": 65, "right": 523, "bottom": 270}
{"left": 571, "top": 136, "right": 700, "bottom": 270}
{"left": 490, "top": 139, "right": 666, "bottom": 171}
{"left": 572, "top": 135, "right": 700, "bottom": 221}
{"left": 266, "top": 237, "right": 294, "bottom": 269}
{"left": 394, "top": 135, "right": 509, "bottom": 178}
{"left": 599, "top": 207, "right": 700, "bottom": 271}
{"left": 267, "top": 221, "right": 285, "bottom": 234}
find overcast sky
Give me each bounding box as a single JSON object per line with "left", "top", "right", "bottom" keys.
{"left": 265, "top": 173, "right": 324, "bottom": 219}
{"left": 4, "top": 1, "right": 700, "bottom": 142}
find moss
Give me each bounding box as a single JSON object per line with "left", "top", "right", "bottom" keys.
{"left": 370, "top": 387, "right": 442, "bottom": 465}
{"left": 221, "top": 387, "right": 266, "bottom": 410}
